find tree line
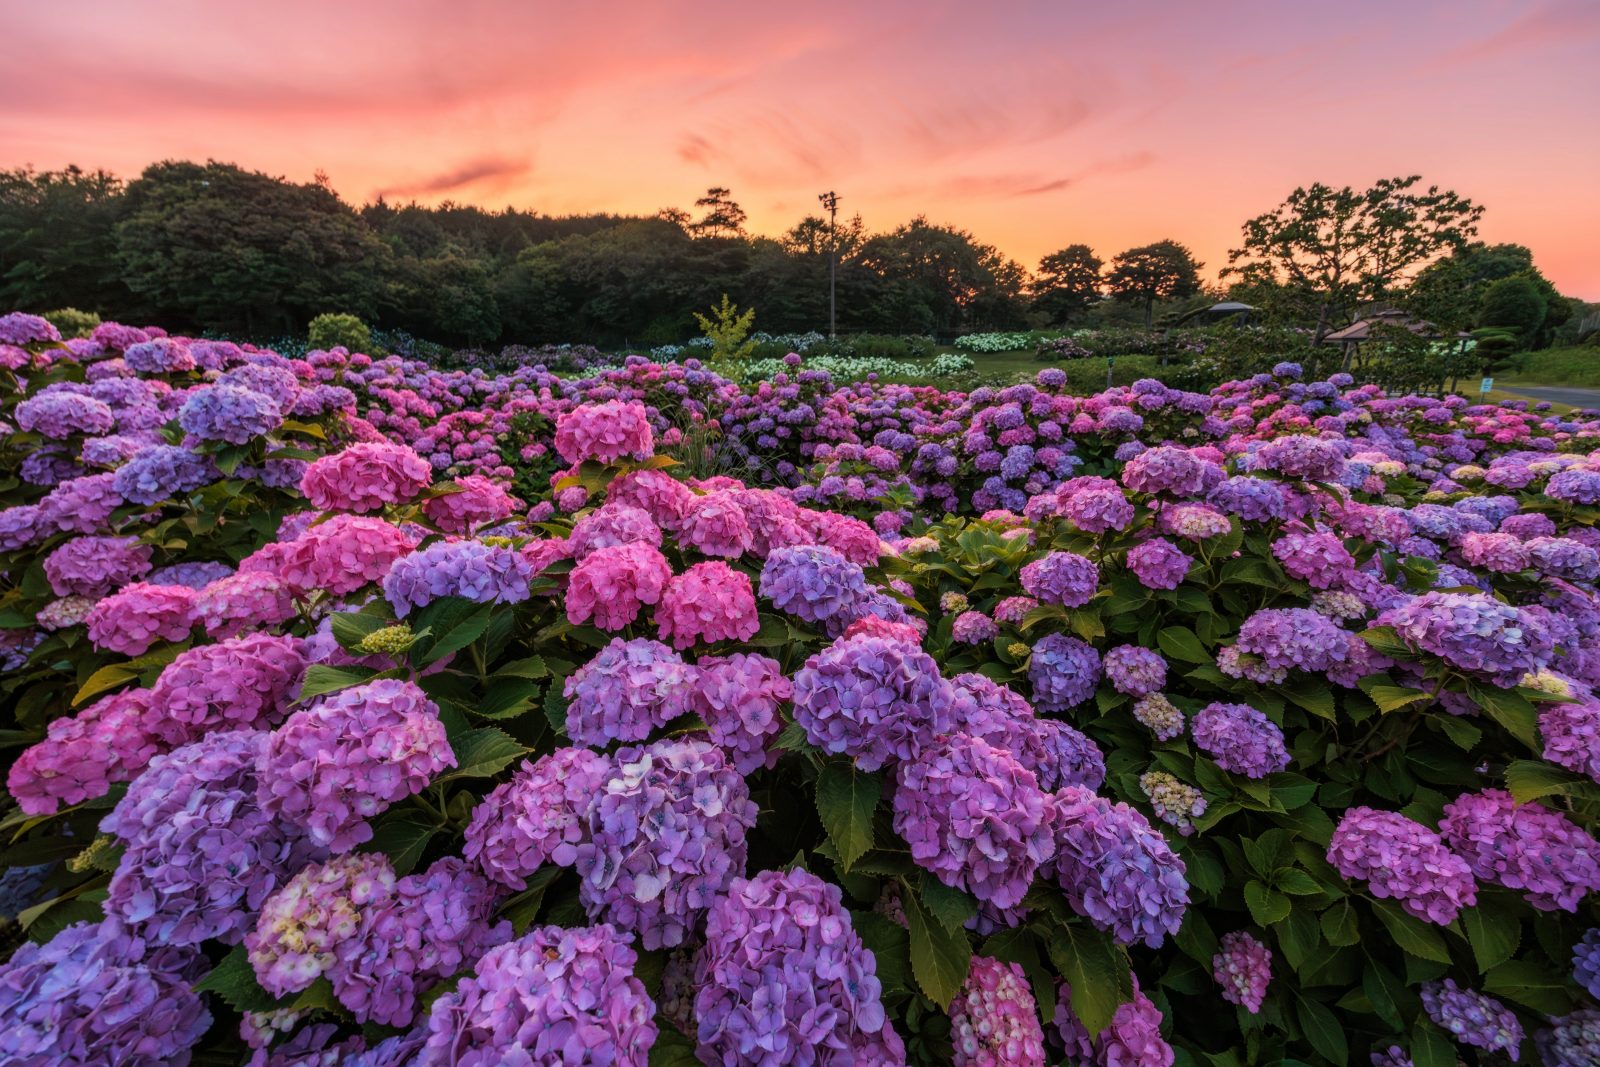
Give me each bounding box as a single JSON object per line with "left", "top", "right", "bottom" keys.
{"left": 0, "top": 161, "right": 1585, "bottom": 350}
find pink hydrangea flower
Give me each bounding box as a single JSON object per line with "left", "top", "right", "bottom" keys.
{"left": 299, "top": 441, "right": 433, "bottom": 513}
{"left": 84, "top": 582, "right": 196, "bottom": 655}
{"left": 655, "top": 561, "right": 760, "bottom": 649}
{"left": 567, "top": 541, "right": 672, "bottom": 631}
{"left": 554, "top": 400, "right": 654, "bottom": 464}
{"left": 423, "top": 475, "right": 518, "bottom": 534}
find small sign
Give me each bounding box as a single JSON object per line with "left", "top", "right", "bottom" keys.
{"left": 1479, "top": 377, "right": 1494, "bottom": 394}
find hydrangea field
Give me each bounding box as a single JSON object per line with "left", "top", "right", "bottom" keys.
{"left": 3, "top": 308, "right": 1600, "bottom": 1065}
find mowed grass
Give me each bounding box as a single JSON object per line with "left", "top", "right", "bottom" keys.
{"left": 1501, "top": 345, "right": 1600, "bottom": 387}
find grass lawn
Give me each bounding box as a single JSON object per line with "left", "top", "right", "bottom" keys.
{"left": 1499, "top": 345, "right": 1600, "bottom": 388}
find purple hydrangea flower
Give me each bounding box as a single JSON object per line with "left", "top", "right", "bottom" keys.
{"left": 1420, "top": 979, "right": 1522, "bottom": 1060}
{"left": 1213, "top": 930, "right": 1272, "bottom": 1013}
{"left": 1126, "top": 537, "right": 1192, "bottom": 590}
{"left": 1440, "top": 789, "right": 1600, "bottom": 912}
{"left": 694, "top": 868, "right": 903, "bottom": 1064}
{"left": 950, "top": 956, "right": 1046, "bottom": 1066}
{"left": 260, "top": 679, "right": 455, "bottom": 851}
{"left": 178, "top": 385, "right": 282, "bottom": 444}
{"left": 1027, "top": 633, "right": 1101, "bottom": 714}
{"left": 893, "top": 734, "right": 1056, "bottom": 909}
{"left": 573, "top": 738, "right": 757, "bottom": 949}
{"left": 564, "top": 637, "right": 694, "bottom": 746}
{"left": 1382, "top": 592, "right": 1554, "bottom": 686}
{"left": 793, "top": 634, "right": 961, "bottom": 770}
{"left": 113, "top": 444, "right": 218, "bottom": 505}
{"left": 692, "top": 652, "right": 792, "bottom": 774}
{"left": 1192, "top": 702, "right": 1291, "bottom": 779}
{"left": 382, "top": 539, "right": 532, "bottom": 617}
{"left": 464, "top": 747, "right": 611, "bottom": 888}
{"left": 1538, "top": 1009, "right": 1600, "bottom": 1067}
{"left": 1327, "top": 807, "right": 1477, "bottom": 925}
{"left": 1103, "top": 645, "right": 1167, "bottom": 696}
{"left": 1019, "top": 550, "right": 1099, "bottom": 607}
{"left": 759, "top": 544, "right": 870, "bottom": 633}
{"left": 1050, "top": 785, "right": 1189, "bottom": 948}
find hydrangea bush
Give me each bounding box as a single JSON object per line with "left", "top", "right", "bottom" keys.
{"left": 1, "top": 316, "right": 1599, "bottom": 1064}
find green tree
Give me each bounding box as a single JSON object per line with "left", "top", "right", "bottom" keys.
{"left": 1031, "top": 244, "right": 1102, "bottom": 325}
{"left": 0, "top": 166, "right": 127, "bottom": 316}
{"left": 113, "top": 160, "right": 390, "bottom": 336}
{"left": 307, "top": 312, "right": 372, "bottom": 352}
{"left": 694, "top": 294, "right": 757, "bottom": 367}
{"left": 1104, "top": 240, "right": 1202, "bottom": 326}
{"left": 690, "top": 188, "right": 747, "bottom": 239}
{"left": 854, "top": 218, "right": 1028, "bottom": 333}
{"left": 1225, "top": 175, "right": 1483, "bottom": 339}
{"left": 1478, "top": 275, "right": 1547, "bottom": 347}
{"left": 42, "top": 308, "right": 101, "bottom": 339}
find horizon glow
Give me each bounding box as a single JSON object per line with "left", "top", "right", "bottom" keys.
{"left": 3, "top": 0, "right": 1597, "bottom": 298}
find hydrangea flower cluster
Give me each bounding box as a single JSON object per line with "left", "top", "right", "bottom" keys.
{"left": 1327, "top": 807, "right": 1478, "bottom": 924}
{"left": 1537, "top": 1009, "right": 1600, "bottom": 1067}
{"left": 1192, "top": 702, "right": 1291, "bottom": 778}
{"left": 1383, "top": 591, "right": 1554, "bottom": 686}
{"left": 300, "top": 441, "right": 433, "bottom": 512}
{"left": 277, "top": 514, "right": 416, "bottom": 597}
{"left": 566, "top": 541, "right": 672, "bottom": 630}
{"left": 1440, "top": 789, "right": 1600, "bottom": 912}
{"left": 1050, "top": 785, "right": 1189, "bottom": 947}
{"left": 564, "top": 637, "right": 694, "bottom": 745}
{"left": 261, "top": 679, "right": 454, "bottom": 851}
{"left": 1027, "top": 632, "right": 1102, "bottom": 713}
{"left": 6, "top": 689, "right": 160, "bottom": 814}
{"left": 1139, "top": 770, "right": 1208, "bottom": 835}
{"left": 793, "top": 634, "right": 961, "bottom": 770}
{"left": 759, "top": 544, "right": 869, "bottom": 632}
{"left": 45, "top": 534, "right": 152, "bottom": 597}
{"left": 692, "top": 652, "right": 792, "bottom": 774}
{"left": 1055, "top": 977, "right": 1174, "bottom": 1067}
{"left": 145, "top": 632, "right": 306, "bottom": 746}
{"left": 1213, "top": 931, "right": 1272, "bottom": 1013}
{"left": 1126, "top": 537, "right": 1192, "bottom": 590}
{"left": 422, "top": 474, "right": 518, "bottom": 533}
{"left": 246, "top": 852, "right": 397, "bottom": 998}
{"left": 949, "top": 956, "right": 1046, "bottom": 1066}
{"left": 568, "top": 502, "right": 662, "bottom": 558}
{"left": 1133, "top": 692, "right": 1185, "bottom": 741}
{"left": 894, "top": 735, "right": 1056, "bottom": 908}
{"left": 382, "top": 538, "right": 532, "bottom": 616}
{"left": 464, "top": 747, "right": 612, "bottom": 888}
{"left": 177, "top": 384, "right": 281, "bottom": 444}
{"left": 573, "top": 738, "right": 757, "bottom": 949}
{"left": 100, "top": 730, "right": 321, "bottom": 946}
{"left": 1104, "top": 645, "right": 1167, "bottom": 696}
{"left": 1420, "top": 979, "right": 1523, "bottom": 1060}
{"left": 0, "top": 918, "right": 210, "bottom": 1065}
{"left": 84, "top": 582, "right": 196, "bottom": 655}
{"left": 420, "top": 923, "right": 657, "bottom": 1066}
{"left": 694, "top": 868, "right": 903, "bottom": 1063}
{"left": 655, "top": 560, "right": 760, "bottom": 649}
{"left": 1272, "top": 530, "right": 1356, "bottom": 589}
{"left": 1019, "top": 550, "right": 1099, "bottom": 607}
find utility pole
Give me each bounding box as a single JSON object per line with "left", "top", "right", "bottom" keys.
{"left": 818, "top": 191, "right": 839, "bottom": 338}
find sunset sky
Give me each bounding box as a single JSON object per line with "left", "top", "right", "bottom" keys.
{"left": 4, "top": 0, "right": 1598, "bottom": 296}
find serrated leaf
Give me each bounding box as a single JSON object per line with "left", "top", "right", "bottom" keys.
{"left": 412, "top": 598, "right": 495, "bottom": 666}
{"left": 855, "top": 911, "right": 911, "bottom": 996}
{"left": 1244, "top": 880, "right": 1291, "bottom": 925}
{"left": 1044, "top": 924, "right": 1131, "bottom": 1036}
{"left": 498, "top": 655, "right": 549, "bottom": 680}
{"left": 194, "top": 946, "right": 281, "bottom": 1013}
{"left": 437, "top": 727, "right": 527, "bottom": 783}
{"left": 814, "top": 761, "right": 879, "bottom": 872}
{"left": 1463, "top": 906, "right": 1520, "bottom": 974}
{"left": 1504, "top": 758, "right": 1592, "bottom": 803}
{"left": 72, "top": 663, "right": 138, "bottom": 707}
{"left": 1409, "top": 1020, "right": 1457, "bottom": 1067}
{"left": 543, "top": 681, "right": 569, "bottom": 737}
{"left": 1371, "top": 900, "right": 1452, "bottom": 964}
{"left": 1483, "top": 959, "right": 1574, "bottom": 1015}
{"left": 475, "top": 676, "right": 541, "bottom": 720}
{"left": 1361, "top": 683, "right": 1432, "bottom": 714}
{"left": 329, "top": 611, "right": 389, "bottom": 650}
{"left": 1295, "top": 994, "right": 1348, "bottom": 1064}
{"left": 1157, "top": 626, "right": 1208, "bottom": 664}
{"left": 903, "top": 885, "right": 972, "bottom": 1009}
{"left": 366, "top": 811, "right": 440, "bottom": 874}
{"left": 297, "top": 663, "right": 380, "bottom": 702}
{"left": 918, "top": 872, "right": 978, "bottom": 936}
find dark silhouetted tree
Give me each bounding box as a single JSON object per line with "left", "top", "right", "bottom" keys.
{"left": 1031, "top": 244, "right": 1102, "bottom": 325}
{"left": 690, "top": 188, "right": 747, "bottom": 239}
{"left": 1105, "top": 240, "right": 1202, "bottom": 326}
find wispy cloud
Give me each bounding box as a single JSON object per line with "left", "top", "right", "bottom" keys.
{"left": 373, "top": 156, "right": 533, "bottom": 200}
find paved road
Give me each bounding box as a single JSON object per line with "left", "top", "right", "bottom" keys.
{"left": 1498, "top": 385, "right": 1600, "bottom": 411}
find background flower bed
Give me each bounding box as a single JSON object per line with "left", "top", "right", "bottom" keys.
{"left": 0, "top": 309, "right": 1599, "bottom": 1065}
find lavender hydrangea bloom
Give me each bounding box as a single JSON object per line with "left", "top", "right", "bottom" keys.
{"left": 1538, "top": 1009, "right": 1600, "bottom": 1067}
{"left": 1140, "top": 770, "right": 1208, "bottom": 836}
{"left": 1573, "top": 928, "right": 1600, "bottom": 1001}
{"left": 1229, "top": 607, "right": 1351, "bottom": 682}
{"left": 1019, "top": 551, "right": 1099, "bottom": 607}
{"left": 793, "top": 634, "right": 962, "bottom": 770}
{"left": 694, "top": 868, "right": 904, "bottom": 1065}
{"left": 16, "top": 391, "right": 116, "bottom": 439}
{"left": 1126, "top": 537, "right": 1193, "bottom": 590}
{"left": 1383, "top": 591, "right": 1554, "bottom": 686}
{"left": 101, "top": 730, "right": 323, "bottom": 947}
{"left": 573, "top": 738, "right": 757, "bottom": 949}
{"left": 1192, "top": 702, "right": 1291, "bottom": 778}
{"left": 419, "top": 924, "right": 656, "bottom": 1067}
{"left": 564, "top": 637, "right": 694, "bottom": 746}
{"left": 1103, "top": 645, "right": 1167, "bottom": 696}
{"left": 1050, "top": 785, "right": 1189, "bottom": 948}
{"left": 950, "top": 673, "right": 1105, "bottom": 791}
{"left": 247, "top": 852, "right": 398, "bottom": 998}
{"left": 178, "top": 385, "right": 282, "bottom": 444}
{"left": 893, "top": 735, "right": 1056, "bottom": 909}
{"left": 759, "top": 544, "right": 870, "bottom": 633}
{"left": 382, "top": 539, "right": 532, "bottom": 617}
{"left": 0, "top": 918, "right": 210, "bottom": 1066}
{"left": 1027, "top": 633, "right": 1101, "bottom": 713}
{"left": 1440, "top": 789, "right": 1600, "bottom": 912}
{"left": 331, "top": 857, "right": 511, "bottom": 1026}
{"left": 1327, "top": 807, "right": 1477, "bottom": 925}
{"left": 567, "top": 502, "right": 662, "bottom": 559}
{"left": 1420, "top": 979, "right": 1522, "bottom": 1060}
{"left": 113, "top": 444, "right": 218, "bottom": 505}
{"left": 463, "top": 747, "right": 611, "bottom": 889}
{"left": 692, "top": 652, "right": 792, "bottom": 774}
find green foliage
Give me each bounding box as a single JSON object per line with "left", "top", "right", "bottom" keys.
{"left": 306, "top": 311, "right": 373, "bottom": 353}
{"left": 692, "top": 294, "right": 757, "bottom": 367}
{"left": 1479, "top": 275, "right": 1548, "bottom": 346}
{"left": 1104, "top": 240, "right": 1203, "bottom": 326}
{"left": 41, "top": 307, "right": 100, "bottom": 339}
{"left": 1032, "top": 244, "right": 1103, "bottom": 325}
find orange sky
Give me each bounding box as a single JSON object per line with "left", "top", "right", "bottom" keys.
{"left": 4, "top": 0, "right": 1598, "bottom": 297}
